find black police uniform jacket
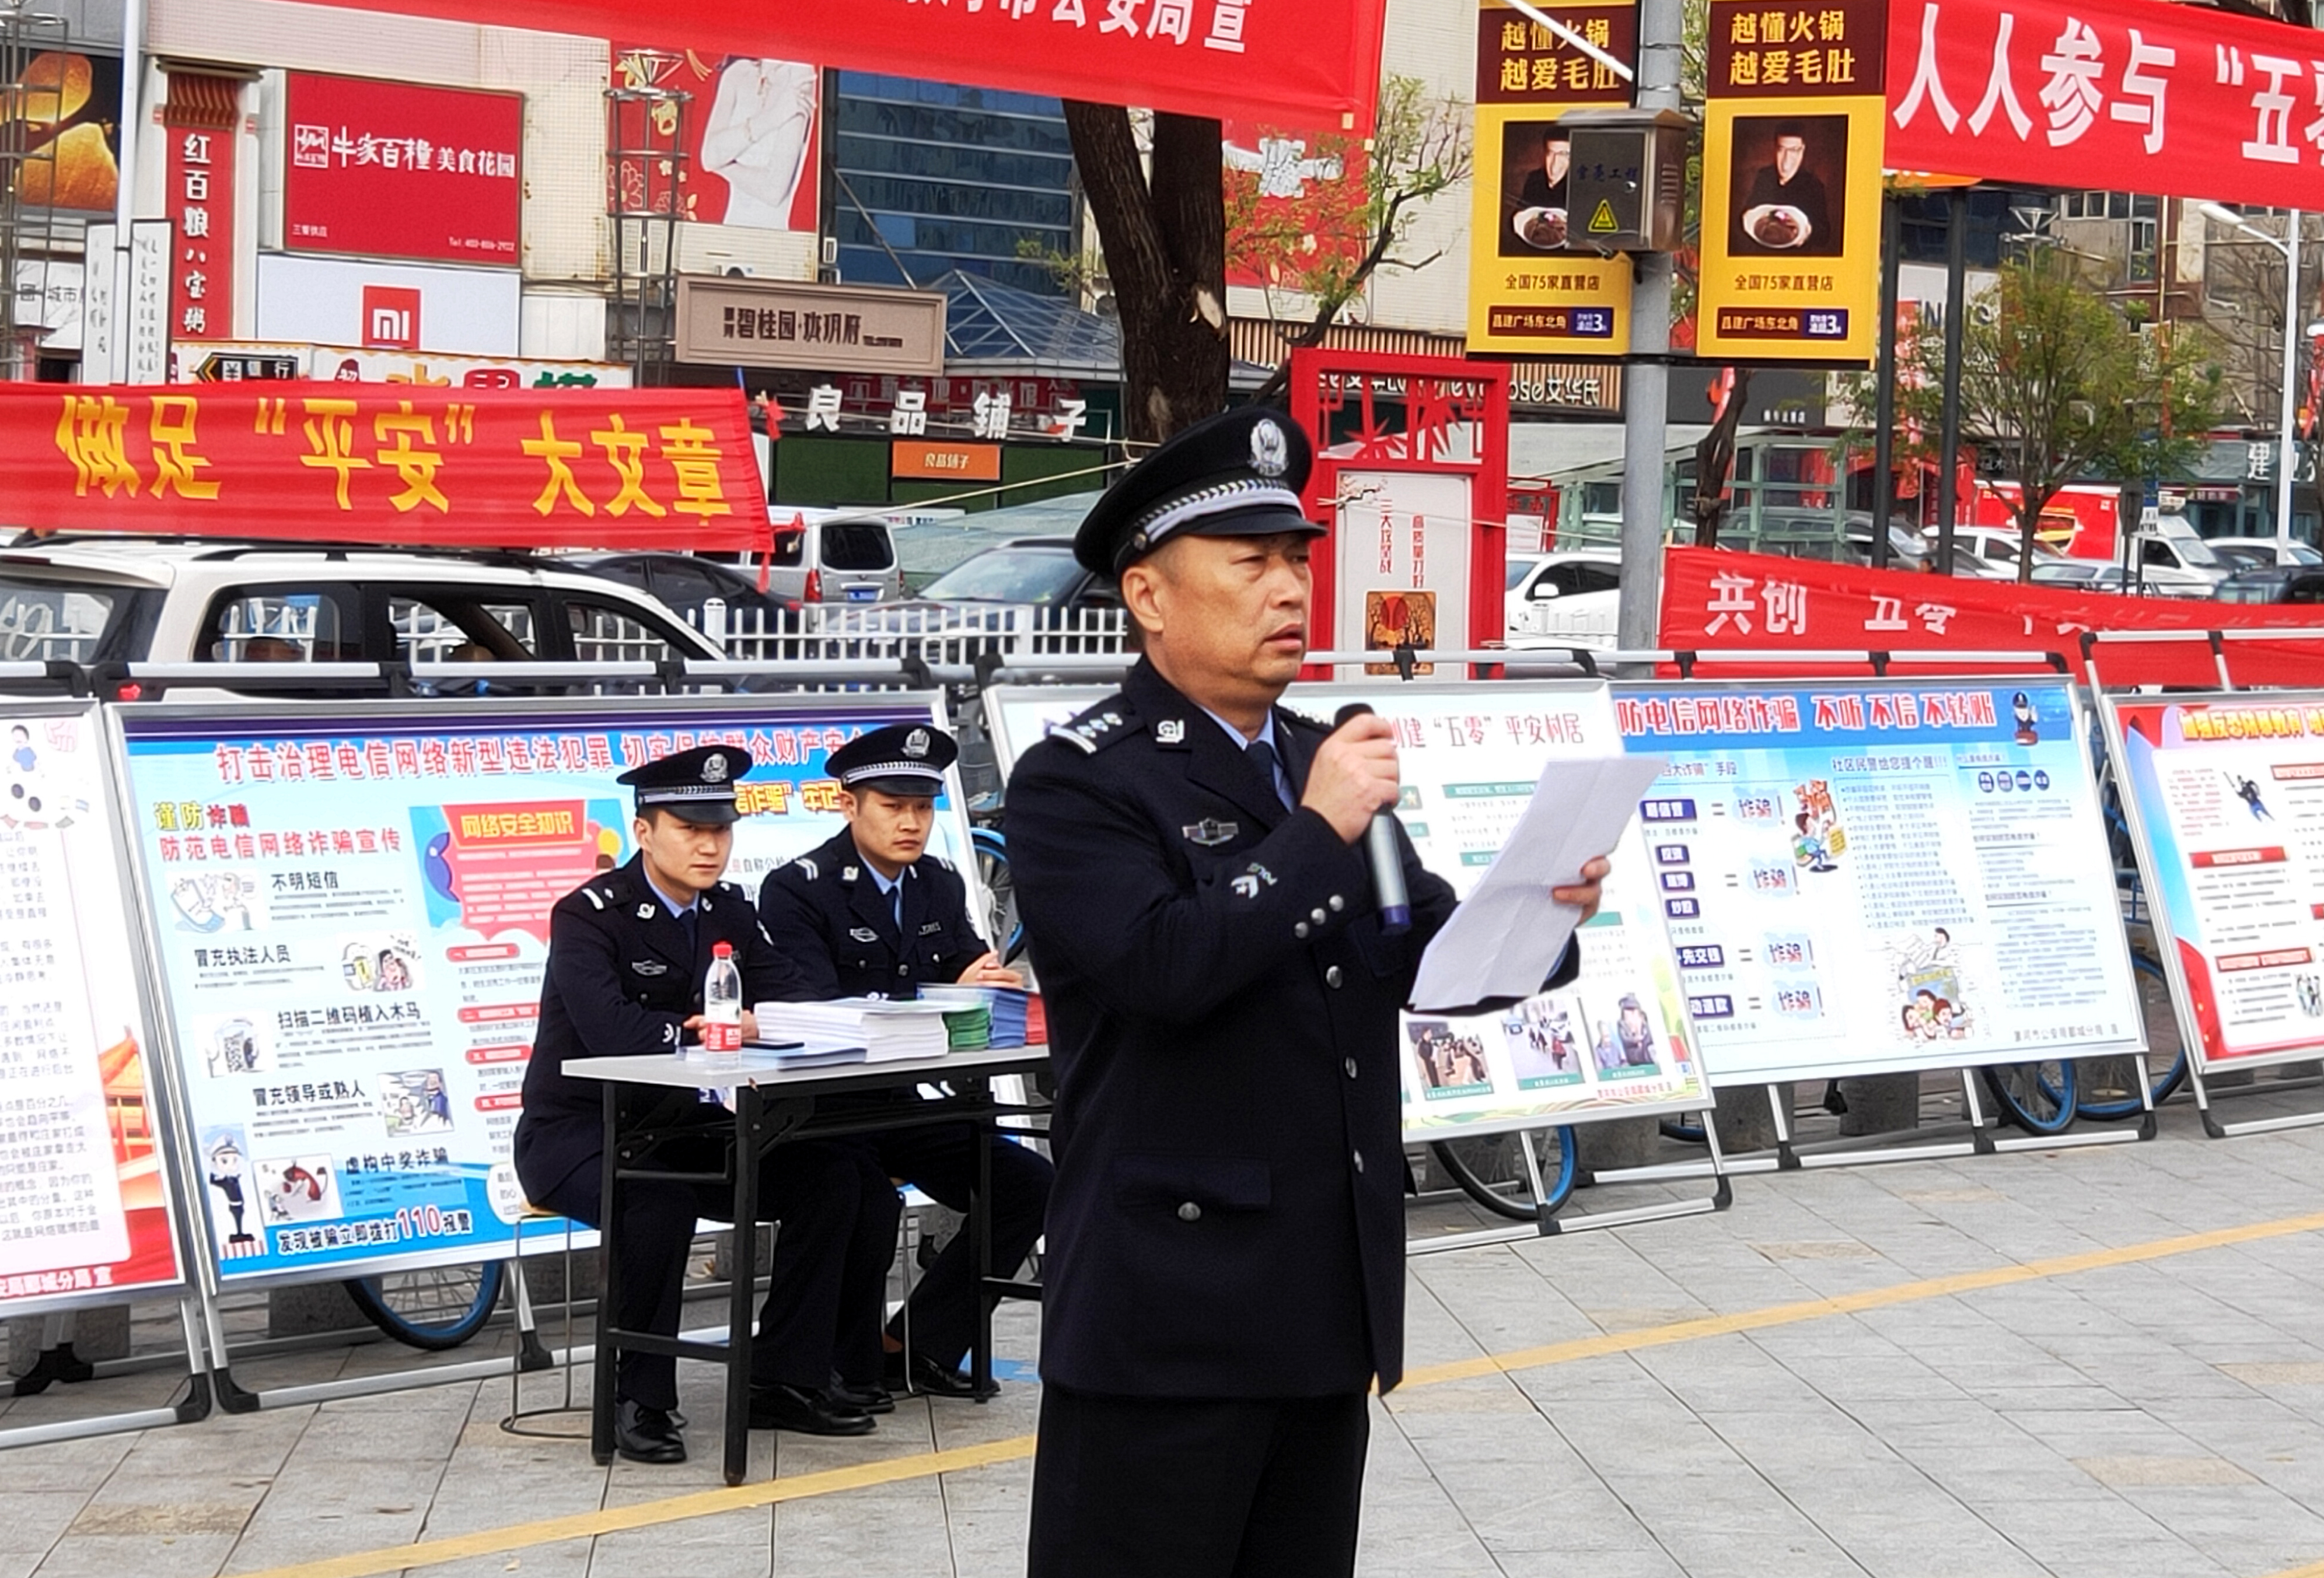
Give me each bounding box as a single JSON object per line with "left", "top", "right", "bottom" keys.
{"left": 1007, "top": 659, "right": 1577, "bottom": 1399}
{"left": 515, "top": 854, "right": 812, "bottom": 1205}
{"left": 756, "top": 828, "right": 987, "bottom": 999}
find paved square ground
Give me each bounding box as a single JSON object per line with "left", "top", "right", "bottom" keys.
{"left": 5, "top": 1084, "right": 2324, "bottom": 1578}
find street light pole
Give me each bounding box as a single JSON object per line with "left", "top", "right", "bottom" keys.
{"left": 2201, "top": 202, "right": 2302, "bottom": 561}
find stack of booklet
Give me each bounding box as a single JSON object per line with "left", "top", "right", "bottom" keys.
{"left": 753, "top": 998, "right": 953, "bottom": 1062}
{"left": 920, "top": 986, "right": 1033, "bottom": 1049}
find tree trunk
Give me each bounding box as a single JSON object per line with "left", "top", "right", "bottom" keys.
{"left": 1692, "top": 369, "right": 1751, "bottom": 550}
{"left": 1064, "top": 104, "right": 1230, "bottom": 443}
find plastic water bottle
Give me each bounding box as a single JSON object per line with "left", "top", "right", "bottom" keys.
{"left": 703, "top": 942, "right": 743, "bottom": 1058}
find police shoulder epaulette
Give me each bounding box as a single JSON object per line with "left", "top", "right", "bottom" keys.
{"left": 1047, "top": 696, "right": 1138, "bottom": 755}
{"left": 582, "top": 885, "right": 607, "bottom": 911}
{"left": 792, "top": 856, "right": 819, "bottom": 880}
{"left": 1279, "top": 705, "right": 1331, "bottom": 737}
{"left": 924, "top": 853, "right": 952, "bottom": 872}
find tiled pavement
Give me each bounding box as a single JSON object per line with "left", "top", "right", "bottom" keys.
{"left": 4, "top": 1083, "right": 2324, "bottom": 1577}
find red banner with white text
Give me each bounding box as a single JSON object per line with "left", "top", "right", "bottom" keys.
{"left": 1886, "top": 0, "right": 2324, "bottom": 211}
{"left": 6, "top": 383, "right": 768, "bottom": 551}
{"left": 1658, "top": 547, "right": 2324, "bottom": 687}
{"left": 306, "top": 0, "right": 1387, "bottom": 129}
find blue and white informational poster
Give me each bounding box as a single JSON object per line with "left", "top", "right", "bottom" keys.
{"left": 1612, "top": 677, "right": 2143, "bottom": 1086}
{"left": 984, "top": 681, "right": 1710, "bottom": 1135}
{"left": 114, "top": 696, "right": 964, "bottom": 1284}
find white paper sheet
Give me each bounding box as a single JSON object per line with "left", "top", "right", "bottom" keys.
{"left": 1409, "top": 753, "right": 1669, "bottom": 1012}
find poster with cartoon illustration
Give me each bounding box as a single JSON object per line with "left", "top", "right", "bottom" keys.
{"left": 1616, "top": 678, "right": 2143, "bottom": 1086}
{"left": 118, "top": 695, "right": 973, "bottom": 1281}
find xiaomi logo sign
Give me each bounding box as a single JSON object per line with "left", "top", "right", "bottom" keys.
{"left": 361, "top": 285, "right": 421, "bottom": 349}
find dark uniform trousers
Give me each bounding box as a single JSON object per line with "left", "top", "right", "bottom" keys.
{"left": 515, "top": 856, "right": 903, "bottom": 1412}
{"left": 758, "top": 827, "right": 1054, "bottom": 1376}
{"left": 1007, "top": 661, "right": 1577, "bottom": 1577}
{"left": 529, "top": 1132, "right": 899, "bottom": 1410}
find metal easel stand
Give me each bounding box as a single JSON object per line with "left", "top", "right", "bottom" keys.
{"left": 1405, "top": 1106, "right": 1733, "bottom": 1259}
{"left": 2087, "top": 627, "right": 2324, "bottom": 1139}
{"left": 0, "top": 1293, "right": 213, "bottom": 1451}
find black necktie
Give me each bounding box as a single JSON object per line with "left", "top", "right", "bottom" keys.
{"left": 680, "top": 906, "right": 699, "bottom": 955}
{"left": 1245, "top": 739, "right": 1294, "bottom": 810}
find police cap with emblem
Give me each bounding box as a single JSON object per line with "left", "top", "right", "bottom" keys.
{"left": 827, "top": 723, "right": 956, "bottom": 800}
{"left": 616, "top": 743, "right": 753, "bottom": 826}
{"left": 1074, "top": 406, "right": 1323, "bottom": 578}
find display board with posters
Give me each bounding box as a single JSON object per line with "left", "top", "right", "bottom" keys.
{"left": 1466, "top": 0, "right": 1637, "bottom": 358}
{"left": 1613, "top": 677, "right": 2143, "bottom": 1085}
{"left": 113, "top": 695, "right": 977, "bottom": 1286}
{"left": 0, "top": 705, "right": 187, "bottom": 1315}
{"left": 1695, "top": 0, "right": 1886, "bottom": 363}
{"left": 981, "top": 683, "right": 1710, "bottom": 1138}
{"left": 2103, "top": 691, "right": 2324, "bottom": 1075}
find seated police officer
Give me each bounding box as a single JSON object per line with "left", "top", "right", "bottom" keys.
{"left": 757, "top": 723, "right": 1054, "bottom": 1398}
{"left": 515, "top": 745, "right": 902, "bottom": 1461}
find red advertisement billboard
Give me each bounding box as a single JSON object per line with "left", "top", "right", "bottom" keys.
{"left": 1886, "top": 0, "right": 2324, "bottom": 212}
{"left": 284, "top": 74, "right": 523, "bottom": 265}
{"left": 610, "top": 46, "right": 820, "bottom": 232}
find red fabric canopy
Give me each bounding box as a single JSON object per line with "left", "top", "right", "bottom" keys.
{"left": 312, "top": 0, "right": 1388, "bottom": 129}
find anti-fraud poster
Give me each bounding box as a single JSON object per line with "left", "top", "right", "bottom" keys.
{"left": 0, "top": 706, "right": 185, "bottom": 1310}
{"left": 1614, "top": 677, "right": 2143, "bottom": 1085}
{"left": 116, "top": 697, "right": 956, "bottom": 1283}
{"left": 985, "top": 683, "right": 1708, "bottom": 1136}
{"left": 2107, "top": 692, "right": 2324, "bottom": 1073}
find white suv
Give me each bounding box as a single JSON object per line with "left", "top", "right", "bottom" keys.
{"left": 0, "top": 538, "right": 721, "bottom": 683}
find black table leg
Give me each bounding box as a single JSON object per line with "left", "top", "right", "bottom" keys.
{"left": 970, "top": 1079, "right": 993, "bottom": 1401}
{"left": 591, "top": 1084, "right": 618, "bottom": 1465}
{"left": 725, "top": 1083, "right": 761, "bottom": 1488}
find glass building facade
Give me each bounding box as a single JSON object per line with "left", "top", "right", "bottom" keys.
{"left": 829, "top": 74, "right": 1078, "bottom": 296}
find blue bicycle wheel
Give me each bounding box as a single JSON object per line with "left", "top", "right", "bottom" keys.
{"left": 2076, "top": 953, "right": 2187, "bottom": 1120}
{"left": 344, "top": 1261, "right": 505, "bottom": 1351}
{"left": 1980, "top": 1058, "right": 2078, "bottom": 1135}
{"left": 1428, "top": 1129, "right": 1578, "bottom": 1220}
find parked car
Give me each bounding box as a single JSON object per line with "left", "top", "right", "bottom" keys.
{"left": 2028, "top": 561, "right": 2149, "bottom": 594}
{"left": 2215, "top": 564, "right": 2324, "bottom": 605}
{"left": 914, "top": 537, "right": 1121, "bottom": 614}
{"left": 2205, "top": 537, "right": 2323, "bottom": 572}
{"left": 0, "top": 537, "right": 719, "bottom": 692}
{"left": 1926, "top": 526, "right": 2069, "bottom": 574}
{"left": 1505, "top": 550, "right": 1620, "bottom": 645}
{"left": 560, "top": 551, "right": 798, "bottom": 635}
{"left": 760, "top": 515, "right": 904, "bottom": 604}
{"left": 2120, "top": 515, "right": 2228, "bottom": 595}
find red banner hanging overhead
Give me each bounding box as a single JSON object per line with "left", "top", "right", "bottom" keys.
{"left": 1658, "top": 547, "right": 2324, "bottom": 688}
{"left": 1886, "top": 0, "right": 2324, "bottom": 211}
{"left": 5, "top": 383, "right": 768, "bottom": 551}
{"left": 300, "top": 0, "right": 1388, "bottom": 129}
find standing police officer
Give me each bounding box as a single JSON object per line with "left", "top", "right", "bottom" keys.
{"left": 1005, "top": 408, "right": 1610, "bottom": 1576}
{"left": 515, "top": 745, "right": 901, "bottom": 1462}
{"left": 757, "top": 723, "right": 1053, "bottom": 1397}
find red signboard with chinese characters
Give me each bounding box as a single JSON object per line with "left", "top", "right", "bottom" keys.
{"left": 307, "top": 0, "right": 1388, "bottom": 129}
{"left": 164, "top": 75, "right": 239, "bottom": 344}
{"left": 11, "top": 384, "right": 767, "bottom": 551}
{"left": 1886, "top": 0, "right": 2324, "bottom": 209}
{"left": 1658, "top": 547, "right": 2324, "bottom": 687}
{"left": 285, "top": 74, "right": 523, "bottom": 265}
{"left": 1289, "top": 349, "right": 1510, "bottom": 676}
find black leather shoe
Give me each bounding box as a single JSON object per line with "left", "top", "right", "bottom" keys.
{"left": 614, "top": 1398, "right": 687, "bottom": 1464}
{"left": 830, "top": 1373, "right": 896, "bottom": 1415}
{"left": 885, "top": 1350, "right": 981, "bottom": 1398}
{"left": 749, "top": 1382, "right": 876, "bottom": 1436}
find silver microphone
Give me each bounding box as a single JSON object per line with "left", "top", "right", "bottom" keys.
{"left": 1333, "top": 704, "right": 1410, "bottom": 935}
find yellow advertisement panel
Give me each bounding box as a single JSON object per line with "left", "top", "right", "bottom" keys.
{"left": 1695, "top": 0, "right": 1887, "bottom": 363}
{"left": 1466, "top": 0, "right": 1636, "bottom": 359}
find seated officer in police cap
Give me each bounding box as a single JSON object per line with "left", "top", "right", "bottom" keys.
{"left": 757, "top": 723, "right": 1054, "bottom": 1398}
{"left": 1004, "top": 407, "right": 1612, "bottom": 1576}
{"left": 516, "top": 744, "right": 904, "bottom": 1461}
